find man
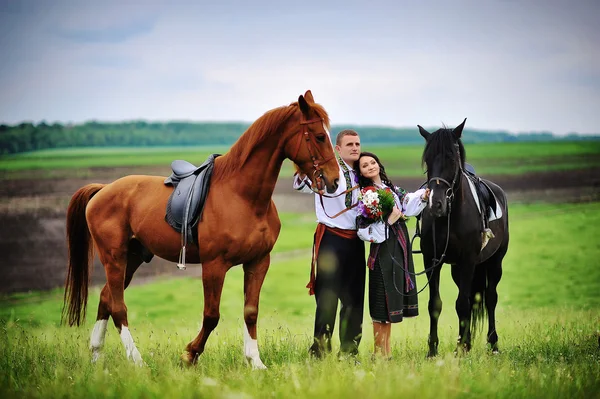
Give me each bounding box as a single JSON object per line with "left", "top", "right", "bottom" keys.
{"left": 293, "top": 129, "right": 365, "bottom": 358}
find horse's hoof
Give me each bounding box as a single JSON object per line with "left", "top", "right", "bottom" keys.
{"left": 91, "top": 351, "right": 102, "bottom": 363}
{"left": 491, "top": 348, "right": 500, "bottom": 355}
{"left": 131, "top": 352, "right": 145, "bottom": 367}
{"left": 252, "top": 361, "right": 268, "bottom": 370}
{"left": 454, "top": 345, "right": 470, "bottom": 357}
{"left": 246, "top": 357, "right": 267, "bottom": 370}
{"left": 180, "top": 351, "right": 196, "bottom": 367}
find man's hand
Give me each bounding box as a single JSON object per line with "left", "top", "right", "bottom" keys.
{"left": 294, "top": 172, "right": 309, "bottom": 186}
{"left": 295, "top": 172, "right": 308, "bottom": 181}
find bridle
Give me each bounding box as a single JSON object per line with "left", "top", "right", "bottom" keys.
{"left": 424, "top": 143, "right": 463, "bottom": 268}
{"left": 291, "top": 116, "right": 336, "bottom": 193}
{"left": 291, "top": 115, "right": 361, "bottom": 219}
{"left": 401, "top": 143, "right": 464, "bottom": 295}
{"left": 427, "top": 144, "right": 462, "bottom": 210}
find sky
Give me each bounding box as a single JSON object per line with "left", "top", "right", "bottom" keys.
{"left": 1, "top": 0, "right": 599, "bottom": 135}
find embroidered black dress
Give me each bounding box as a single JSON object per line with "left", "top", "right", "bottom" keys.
{"left": 368, "top": 221, "right": 418, "bottom": 323}
{"left": 357, "top": 185, "right": 426, "bottom": 323}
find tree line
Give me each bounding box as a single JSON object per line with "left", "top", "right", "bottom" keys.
{"left": 0, "top": 120, "right": 595, "bottom": 155}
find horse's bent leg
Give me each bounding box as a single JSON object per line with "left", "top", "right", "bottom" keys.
{"left": 90, "top": 284, "right": 111, "bottom": 362}
{"left": 485, "top": 257, "right": 503, "bottom": 354}
{"left": 242, "top": 255, "right": 270, "bottom": 370}
{"left": 184, "top": 260, "right": 227, "bottom": 365}
{"left": 426, "top": 265, "right": 442, "bottom": 357}
{"left": 455, "top": 262, "right": 476, "bottom": 353}
{"left": 98, "top": 243, "right": 144, "bottom": 366}
{"left": 90, "top": 247, "right": 143, "bottom": 363}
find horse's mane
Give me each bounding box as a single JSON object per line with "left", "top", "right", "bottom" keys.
{"left": 421, "top": 126, "right": 466, "bottom": 170}
{"left": 219, "top": 101, "right": 330, "bottom": 175}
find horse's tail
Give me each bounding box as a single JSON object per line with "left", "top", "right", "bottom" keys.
{"left": 470, "top": 265, "right": 487, "bottom": 339}
{"left": 62, "top": 183, "right": 105, "bottom": 327}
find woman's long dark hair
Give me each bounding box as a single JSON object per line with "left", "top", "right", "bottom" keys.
{"left": 354, "top": 151, "right": 394, "bottom": 188}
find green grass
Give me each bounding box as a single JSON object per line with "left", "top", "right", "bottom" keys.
{"left": 2, "top": 141, "right": 599, "bottom": 179}
{"left": 0, "top": 146, "right": 229, "bottom": 173}
{"left": 1, "top": 202, "right": 600, "bottom": 398}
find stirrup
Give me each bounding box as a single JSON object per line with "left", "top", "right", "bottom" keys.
{"left": 177, "top": 246, "right": 187, "bottom": 270}
{"left": 481, "top": 228, "right": 495, "bottom": 250}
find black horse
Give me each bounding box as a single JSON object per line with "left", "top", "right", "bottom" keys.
{"left": 417, "top": 119, "right": 509, "bottom": 357}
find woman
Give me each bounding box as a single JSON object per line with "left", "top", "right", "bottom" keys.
{"left": 354, "top": 151, "right": 429, "bottom": 359}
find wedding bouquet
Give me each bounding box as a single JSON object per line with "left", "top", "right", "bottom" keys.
{"left": 357, "top": 186, "right": 396, "bottom": 223}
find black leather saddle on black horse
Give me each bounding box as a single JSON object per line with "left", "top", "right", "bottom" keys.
{"left": 164, "top": 154, "right": 220, "bottom": 269}
{"left": 463, "top": 162, "right": 498, "bottom": 224}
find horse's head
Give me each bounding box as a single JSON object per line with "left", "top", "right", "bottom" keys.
{"left": 418, "top": 118, "right": 467, "bottom": 218}
{"left": 286, "top": 90, "right": 339, "bottom": 194}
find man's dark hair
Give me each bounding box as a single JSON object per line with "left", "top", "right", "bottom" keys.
{"left": 354, "top": 151, "right": 394, "bottom": 188}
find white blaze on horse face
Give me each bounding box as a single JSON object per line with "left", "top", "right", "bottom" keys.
{"left": 324, "top": 123, "right": 332, "bottom": 145}
{"left": 90, "top": 319, "right": 108, "bottom": 362}
{"left": 244, "top": 324, "right": 267, "bottom": 370}
{"left": 429, "top": 189, "right": 434, "bottom": 209}
{"left": 120, "top": 326, "right": 144, "bottom": 366}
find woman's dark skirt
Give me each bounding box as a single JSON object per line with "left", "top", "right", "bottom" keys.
{"left": 369, "top": 222, "right": 418, "bottom": 323}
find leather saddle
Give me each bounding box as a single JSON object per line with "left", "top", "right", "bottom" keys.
{"left": 464, "top": 163, "right": 497, "bottom": 224}
{"left": 164, "top": 154, "right": 220, "bottom": 246}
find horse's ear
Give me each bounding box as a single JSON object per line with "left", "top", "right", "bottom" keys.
{"left": 453, "top": 118, "right": 467, "bottom": 139}
{"left": 418, "top": 125, "right": 430, "bottom": 141}
{"left": 298, "top": 94, "right": 311, "bottom": 115}
{"left": 304, "top": 90, "right": 315, "bottom": 103}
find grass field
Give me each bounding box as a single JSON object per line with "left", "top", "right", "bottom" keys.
{"left": 1, "top": 202, "right": 599, "bottom": 398}
{"left": 2, "top": 141, "right": 599, "bottom": 178}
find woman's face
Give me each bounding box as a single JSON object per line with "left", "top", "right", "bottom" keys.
{"left": 359, "top": 156, "right": 380, "bottom": 180}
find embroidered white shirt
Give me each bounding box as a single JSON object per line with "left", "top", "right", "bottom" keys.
{"left": 293, "top": 160, "right": 359, "bottom": 230}
{"left": 357, "top": 184, "right": 428, "bottom": 244}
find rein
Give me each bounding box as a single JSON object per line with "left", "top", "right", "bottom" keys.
{"left": 423, "top": 143, "right": 462, "bottom": 267}
{"left": 383, "top": 213, "right": 452, "bottom": 297}
{"left": 316, "top": 184, "right": 359, "bottom": 219}
{"left": 399, "top": 145, "right": 463, "bottom": 296}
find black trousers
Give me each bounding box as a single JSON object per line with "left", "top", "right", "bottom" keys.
{"left": 311, "top": 230, "right": 366, "bottom": 356}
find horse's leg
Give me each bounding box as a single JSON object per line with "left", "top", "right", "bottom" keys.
{"left": 183, "top": 260, "right": 227, "bottom": 365}
{"left": 450, "top": 264, "right": 461, "bottom": 351}
{"left": 451, "top": 264, "right": 471, "bottom": 353}
{"left": 242, "top": 255, "right": 270, "bottom": 370}
{"left": 93, "top": 231, "right": 144, "bottom": 366}
{"left": 90, "top": 284, "right": 110, "bottom": 362}
{"left": 426, "top": 264, "right": 442, "bottom": 357}
{"left": 454, "top": 261, "right": 476, "bottom": 353}
{"left": 484, "top": 254, "right": 503, "bottom": 354}
{"left": 90, "top": 248, "right": 143, "bottom": 362}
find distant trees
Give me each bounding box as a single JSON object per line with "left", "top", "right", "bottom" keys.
{"left": 0, "top": 121, "right": 595, "bottom": 155}
{"left": 0, "top": 121, "right": 252, "bottom": 154}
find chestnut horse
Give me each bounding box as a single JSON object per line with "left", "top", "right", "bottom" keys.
{"left": 62, "top": 91, "right": 339, "bottom": 369}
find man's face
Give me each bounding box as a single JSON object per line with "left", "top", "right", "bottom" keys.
{"left": 336, "top": 135, "right": 361, "bottom": 164}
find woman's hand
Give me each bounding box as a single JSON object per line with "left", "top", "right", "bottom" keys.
{"left": 421, "top": 188, "right": 431, "bottom": 202}
{"left": 387, "top": 206, "right": 404, "bottom": 224}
